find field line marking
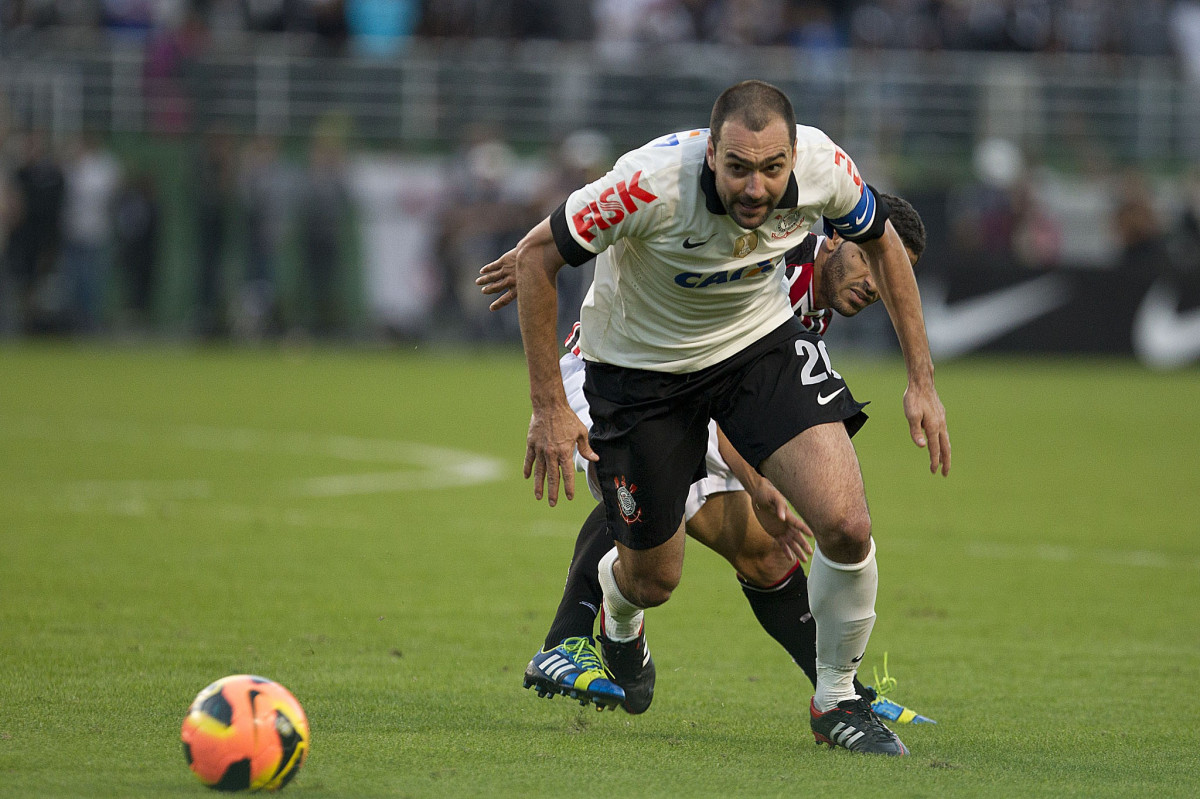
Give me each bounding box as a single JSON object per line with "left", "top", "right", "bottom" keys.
{"left": 0, "top": 416, "right": 507, "bottom": 497}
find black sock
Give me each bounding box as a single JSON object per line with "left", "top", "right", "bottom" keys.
{"left": 739, "top": 566, "right": 867, "bottom": 696}
{"left": 543, "top": 503, "right": 612, "bottom": 650}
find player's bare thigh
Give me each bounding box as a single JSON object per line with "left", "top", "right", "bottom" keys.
{"left": 760, "top": 421, "right": 871, "bottom": 564}
{"left": 612, "top": 520, "right": 686, "bottom": 608}
{"left": 685, "top": 492, "right": 796, "bottom": 587}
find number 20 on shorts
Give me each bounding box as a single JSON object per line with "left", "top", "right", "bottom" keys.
{"left": 795, "top": 339, "right": 841, "bottom": 385}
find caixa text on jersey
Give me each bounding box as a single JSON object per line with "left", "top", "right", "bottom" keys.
{"left": 674, "top": 258, "right": 779, "bottom": 289}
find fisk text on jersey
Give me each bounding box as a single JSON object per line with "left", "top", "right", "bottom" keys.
{"left": 571, "top": 171, "right": 658, "bottom": 243}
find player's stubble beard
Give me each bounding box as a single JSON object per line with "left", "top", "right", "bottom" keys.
{"left": 820, "top": 244, "right": 875, "bottom": 318}
{"left": 715, "top": 170, "right": 786, "bottom": 230}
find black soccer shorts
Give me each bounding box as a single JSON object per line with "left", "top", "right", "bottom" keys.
{"left": 583, "top": 318, "right": 867, "bottom": 551}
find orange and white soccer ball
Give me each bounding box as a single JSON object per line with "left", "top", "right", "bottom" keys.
{"left": 181, "top": 675, "right": 310, "bottom": 792}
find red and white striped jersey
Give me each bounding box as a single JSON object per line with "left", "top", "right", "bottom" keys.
{"left": 782, "top": 233, "right": 834, "bottom": 336}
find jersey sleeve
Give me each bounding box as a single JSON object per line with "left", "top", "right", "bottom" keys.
{"left": 549, "top": 152, "right": 664, "bottom": 266}
{"left": 815, "top": 137, "right": 889, "bottom": 243}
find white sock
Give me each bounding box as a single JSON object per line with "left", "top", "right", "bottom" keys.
{"left": 598, "top": 547, "right": 644, "bottom": 642}
{"left": 808, "top": 538, "right": 878, "bottom": 712}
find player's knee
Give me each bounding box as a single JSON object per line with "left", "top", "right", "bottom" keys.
{"left": 622, "top": 568, "right": 680, "bottom": 608}
{"left": 818, "top": 508, "right": 872, "bottom": 559}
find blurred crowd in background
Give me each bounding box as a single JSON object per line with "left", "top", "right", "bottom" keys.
{"left": 4, "top": 113, "right": 1200, "bottom": 347}
{"left": 3, "top": 0, "right": 1200, "bottom": 350}
{"left": 0, "top": 112, "right": 613, "bottom": 342}
{"left": 0, "top": 0, "right": 1197, "bottom": 59}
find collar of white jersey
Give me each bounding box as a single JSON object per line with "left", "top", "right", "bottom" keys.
{"left": 700, "top": 160, "right": 800, "bottom": 217}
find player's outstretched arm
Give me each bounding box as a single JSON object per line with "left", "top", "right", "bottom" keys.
{"left": 515, "top": 219, "right": 597, "bottom": 506}
{"left": 716, "top": 426, "right": 814, "bottom": 563}
{"left": 860, "top": 222, "right": 951, "bottom": 476}
{"left": 477, "top": 246, "right": 518, "bottom": 311}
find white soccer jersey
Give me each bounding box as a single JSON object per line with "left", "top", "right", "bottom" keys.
{"left": 550, "top": 125, "right": 879, "bottom": 372}
{"left": 559, "top": 230, "right": 839, "bottom": 517}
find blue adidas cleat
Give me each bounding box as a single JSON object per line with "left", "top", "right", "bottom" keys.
{"left": 523, "top": 636, "right": 625, "bottom": 711}
{"left": 863, "top": 653, "right": 937, "bottom": 724}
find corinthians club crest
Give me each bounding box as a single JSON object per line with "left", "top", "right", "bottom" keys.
{"left": 770, "top": 208, "right": 805, "bottom": 240}
{"left": 614, "top": 475, "right": 641, "bottom": 524}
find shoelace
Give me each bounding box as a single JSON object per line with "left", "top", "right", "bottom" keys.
{"left": 844, "top": 698, "right": 897, "bottom": 742}
{"left": 562, "top": 636, "right": 610, "bottom": 676}
{"left": 872, "top": 651, "right": 899, "bottom": 700}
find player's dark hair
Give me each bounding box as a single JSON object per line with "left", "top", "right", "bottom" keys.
{"left": 710, "top": 80, "right": 797, "bottom": 148}
{"left": 878, "top": 191, "right": 926, "bottom": 267}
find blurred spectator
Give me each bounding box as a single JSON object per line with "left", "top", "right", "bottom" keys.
{"left": 1008, "top": 173, "right": 1062, "bottom": 270}
{"left": 304, "top": 0, "right": 349, "bottom": 54}
{"left": 1113, "top": 168, "right": 1169, "bottom": 275}
{"left": 534, "top": 129, "right": 612, "bottom": 342}
{"left": 594, "top": 0, "right": 696, "bottom": 47}
{"left": 346, "top": 0, "right": 417, "bottom": 56}
{"left": 946, "top": 137, "right": 1027, "bottom": 278}
{"left": 699, "top": 0, "right": 786, "bottom": 46}
{"left": 191, "top": 125, "right": 237, "bottom": 338}
{"left": 7, "top": 131, "right": 65, "bottom": 333}
{"left": 143, "top": 7, "right": 208, "bottom": 135}
{"left": 112, "top": 170, "right": 161, "bottom": 332}
{"left": 61, "top": 134, "right": 122, "bottom": 334}
{"left": 235, "top": 134, "right": 292, "bottom": 340}
{"left": 101, "top": 0, "right": 157, "bottom": 34}
{"left": 415, "top": 0, "right": 590, "bottom": 39}
{"left": 437, "top": 129, "right": 533, "bottom": 341}
{"left": 350, "top": 151, "right": 443, "bottom": 339}
{"left": 1174, "top": 0, "right": 1200, "bottom": 82}
{"left": 295, "top": 121, "right": 352, "bottom": 337}
{"left": 415, "top": 0, "right": 474, "bottom": 37}
{"left": 946, "top": 141, "right": 1064, "bottom": 274}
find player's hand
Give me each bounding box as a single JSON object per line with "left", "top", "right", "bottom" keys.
{"left": 524, "top": 403, "right": 598, "bottom": 507}
{"left": 477, "top": 247, "right": 518, "bottom": 311}
{"left": 750, "top": 481, "right": 815, "bottom": 563}
{"left": 903, "top": 381, "right": 951, "bottom": 476}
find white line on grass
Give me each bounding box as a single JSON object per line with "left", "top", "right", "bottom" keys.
{"left": 1, "top": 416, "right": 507, "bottom": 498}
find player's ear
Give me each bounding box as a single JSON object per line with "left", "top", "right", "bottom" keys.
{"left": 825, "top": 231, "right": 842, "bottom": 250}
{"left": 706, "top": 136, "right": 716, "bottom": 170}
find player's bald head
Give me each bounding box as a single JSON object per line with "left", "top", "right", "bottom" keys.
{"left": 710, "top": 81, "right": 797, "bottom": 149}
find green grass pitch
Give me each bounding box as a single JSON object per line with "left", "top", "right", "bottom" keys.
{"left": 1, "top": 344, "right": 1198, "bottom": 797}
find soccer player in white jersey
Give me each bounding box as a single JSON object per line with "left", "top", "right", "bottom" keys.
{"left": 489, "top": 81, "right": 950, "bottom": 756}
{"left": 481, "top": 194, "right": 936, "bottom": 727}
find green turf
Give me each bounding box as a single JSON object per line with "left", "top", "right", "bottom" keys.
{"left": 1, "top": 344, "right": 1198, "bottom": 797}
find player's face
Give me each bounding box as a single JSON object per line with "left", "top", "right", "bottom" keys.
{"left": 706, "top": 118, "right": 796, "bottom": 230}
{"left": 817, "top": 238, "right": 919, "bottom": 317}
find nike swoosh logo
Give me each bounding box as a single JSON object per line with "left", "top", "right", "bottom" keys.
{"left": 923, "top": 274, "right": 1073, "bottom": 359}
{"left": 851, "top": 655, "right": 863, "bottom": 663}
{"left": 1133, "top": 279, "right": 1200, "bottom": 368}
{"left": 682, "top": 236, "right": 712, "bottom": 249}
{"left": 817, "top": 387, "right": 845, "bottom": 405}
{"left": 854, "top": 209, "right": 868, "bottom": 225}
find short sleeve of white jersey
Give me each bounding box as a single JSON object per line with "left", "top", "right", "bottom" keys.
{"left": 549, "top": 148, "right": 668, "bottom": 266}
{"left": 793, "top": 127, "right": 885, "bottom": 243}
